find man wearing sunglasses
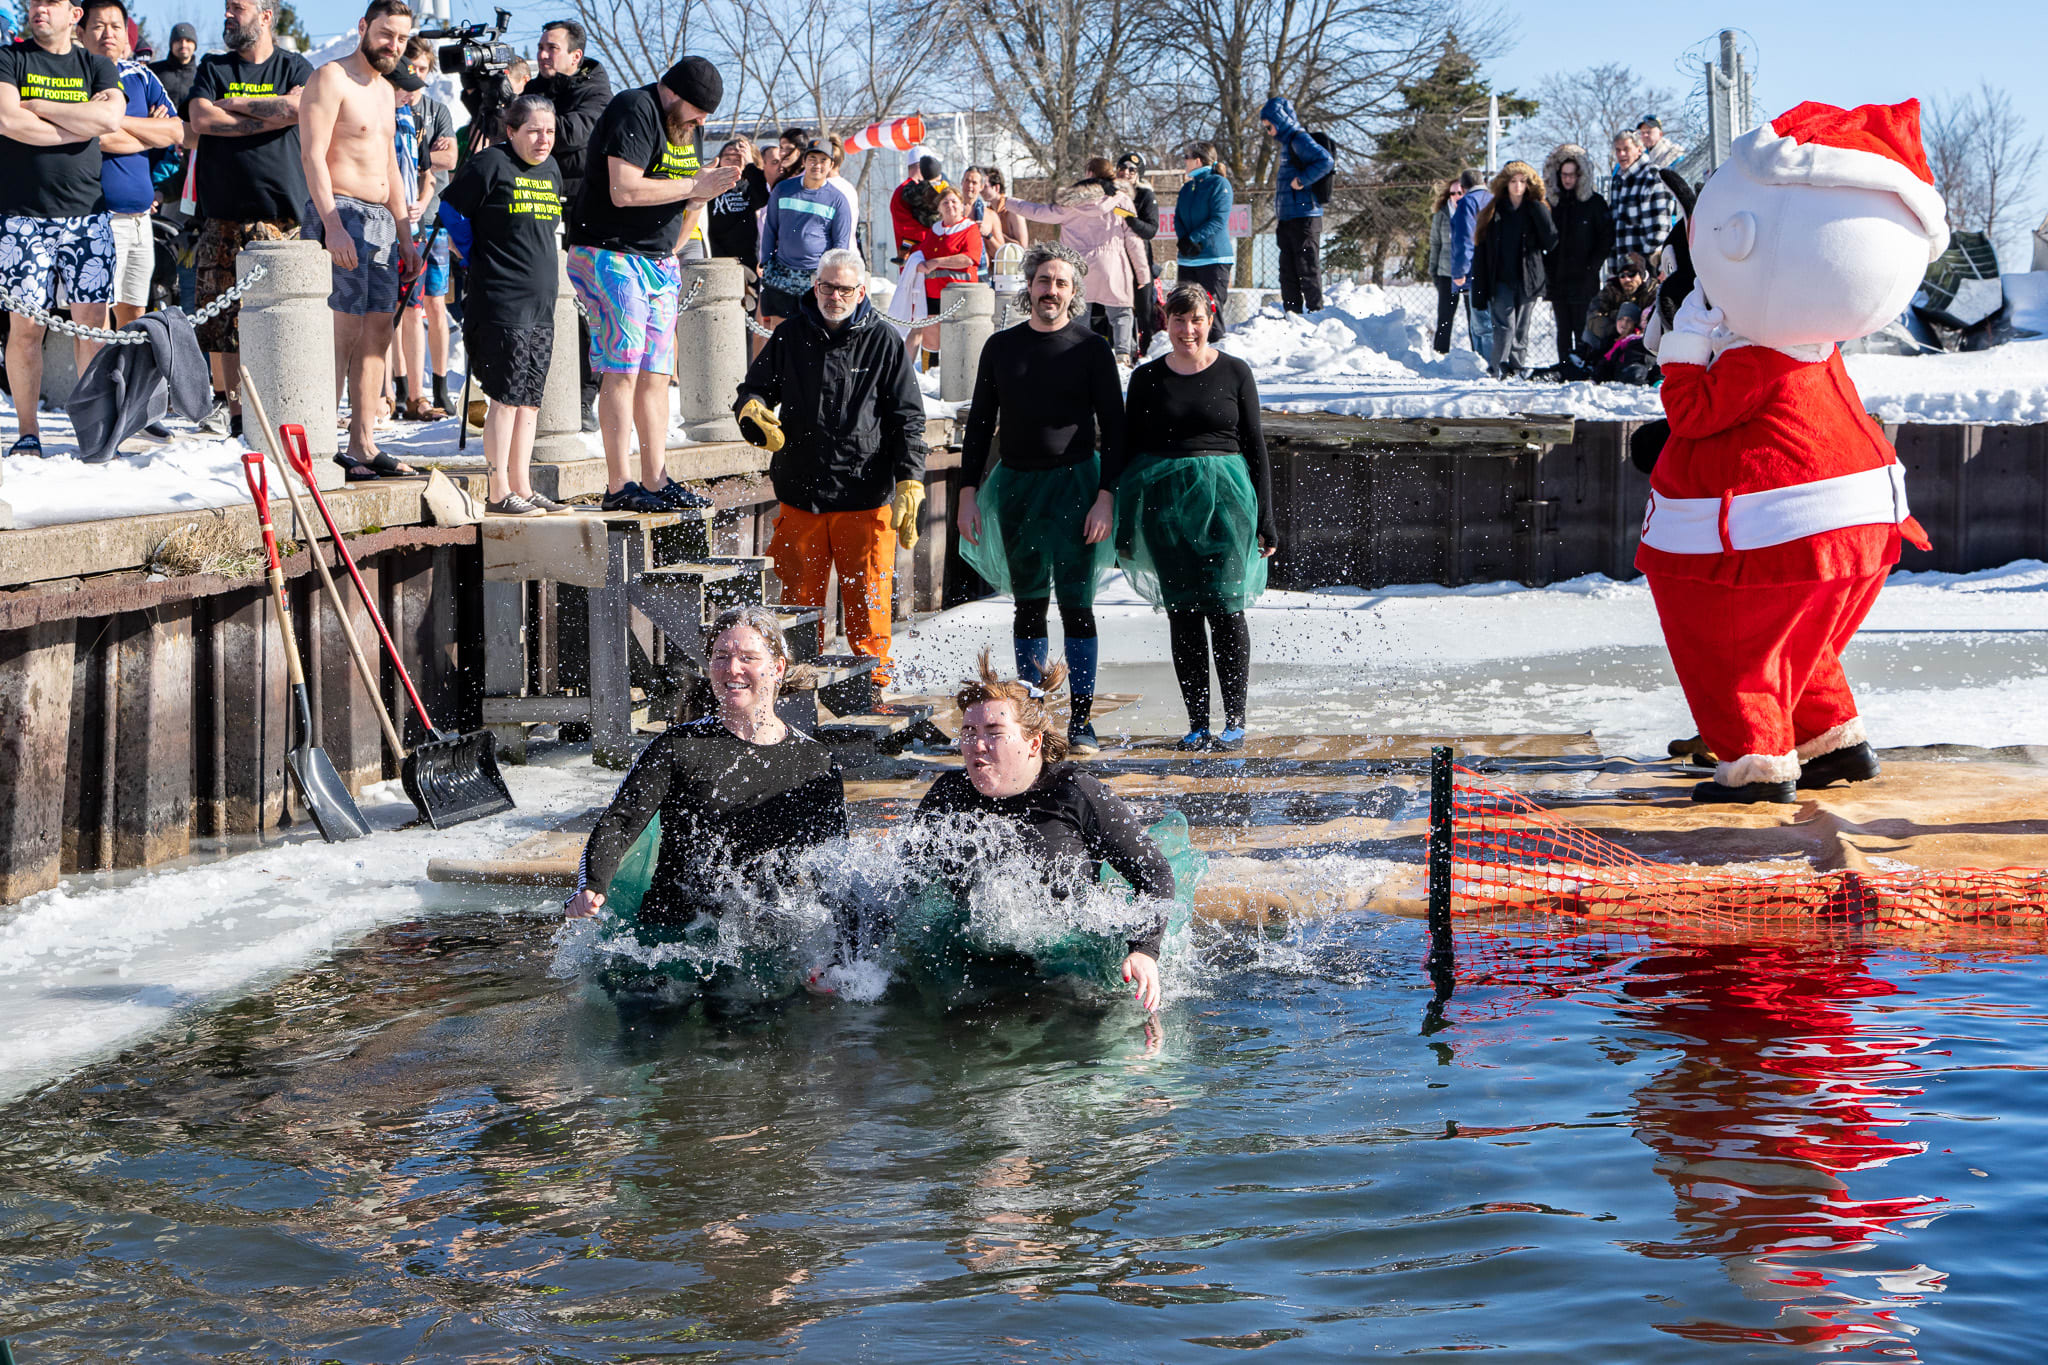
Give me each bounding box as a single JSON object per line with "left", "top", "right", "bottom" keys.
{"left": 733, "top": 247, "right": 928, "bottom": 690}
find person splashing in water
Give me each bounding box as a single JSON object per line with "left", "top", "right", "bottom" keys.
{"left": 566, "top": 605, "right": 847, "bottom": 1003}
{"left": 913, "top": 650, "right": 1176, "bottom": 1010}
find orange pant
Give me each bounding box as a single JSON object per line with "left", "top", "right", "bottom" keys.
{"left": 769, "top": 503, "right": 897, "bottom": 678}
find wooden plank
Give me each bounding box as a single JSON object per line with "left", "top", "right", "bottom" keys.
{"left": 480, "top": 515, "right": 612, "bottom": 588}
{"left": 1260, "top": 410, "right": 1577, "bottom": 450}
{"left": 112, "top": 602, "right": 194, "bottom": 868}
{"left": 0, "top": 619, "right": 75, "bottom": 901}
{"left": 483, "top": 696, "right": 590, "bottom": 724}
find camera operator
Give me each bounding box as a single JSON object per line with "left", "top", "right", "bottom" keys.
{"left": 527, "top": 17, "right": 610, "bottom": 428}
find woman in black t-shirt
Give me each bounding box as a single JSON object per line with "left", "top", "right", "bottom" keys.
{"left": 438, "top": 93, "right": 571, "bottom": 517}
{"left": 1116, "top": 283, "right": 1277, "bottom": 752}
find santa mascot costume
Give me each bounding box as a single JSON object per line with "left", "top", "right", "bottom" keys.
{"left": 1638, "top": 100, "right": 1946, "bottom": 804}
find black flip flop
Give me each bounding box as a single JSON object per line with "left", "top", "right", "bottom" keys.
{"left": 334, "top": 454, "right": 382, "bottom": 481}
{"left": 365, "top": 451, "right": 423, "bottom": 478}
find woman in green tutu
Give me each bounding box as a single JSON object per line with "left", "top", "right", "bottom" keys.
{"left": 565, "top": 604, "right": 847, "bottom": 1008}
{"left": 1115, "top": 282, "right": 1277, "bottom": 751}
{"left": 912, "top": 651, "right": 1187, "bottom": 1011}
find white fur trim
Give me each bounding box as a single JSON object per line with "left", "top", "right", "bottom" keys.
{"left": 1640, "top": 462, "right": 1911, "bottom": 555}
{"left": 1731, "top": 122, "right": 1950, "bottom": 261}
{"left": 1658, "top": 330, "right": 1713, "bottom": 368}
{"left": 1716, "top": 751, "right": 1801, "bottom": 786}
{"left": 1797, "top": 716, "right": 1867, "bottom": 761}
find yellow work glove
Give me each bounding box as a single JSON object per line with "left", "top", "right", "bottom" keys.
{"left": 737, "top": 397, "right": 784, "bottom": 453}
{"left": 891, "top": 479, "right": 927, "bottom": 548}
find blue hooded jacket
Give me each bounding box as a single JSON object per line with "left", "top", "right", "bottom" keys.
{"left": 1260, "top": 97, "right": 1334, "bottom": 221}
{"left": 1175, "top": 164, "right": 1234, "bottom": 266}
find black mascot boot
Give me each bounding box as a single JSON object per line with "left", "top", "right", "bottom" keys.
{"left": 1796, "top": 741, "right": 1881, "bottom": 790}
{"left": 1691, "top": 779, "right": 1798, "bottom": 805}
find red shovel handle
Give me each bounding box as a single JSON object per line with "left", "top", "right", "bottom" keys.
{"left": 281, "top": 422, "right": 315, "bottom": 480}
{"left": 242, "top": 451, "right": 281, "bottom": 571}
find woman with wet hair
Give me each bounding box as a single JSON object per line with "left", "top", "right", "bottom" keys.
{"left": 566, "top": 604, "right": 846, "bottom": 941}
{"left": 913, "top": 650, "right": 1177, "bottom": 1010}
{"left": 1116, "top": 282, "right": 1275, "bottom": 751}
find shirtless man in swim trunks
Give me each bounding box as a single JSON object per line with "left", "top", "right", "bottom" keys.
{"left": 299, "top": 0, "right": 419, "bottom": 474}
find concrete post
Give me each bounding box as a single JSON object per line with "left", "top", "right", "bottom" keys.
{"left": 938, "top": 282, "right": 995, "bottom": 403}
{"left": 530, "top": 252, "right": 586, "bottom": 465}
{"left": 40, "top": 326, "right": 79, "bottom": 409}
{"left": 237, "top": 239, "right": 343, "bottom": 491}
{"left": 0, "top": 444, "right": 10, "bottom": 529}
{"left": 672, "top": 257, "right": 744, "bottom": 443}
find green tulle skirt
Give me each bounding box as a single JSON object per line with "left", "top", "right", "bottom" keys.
{"left": 960, "top": 455, "right": 1115, "bottom": 605}
{"left": 895, "top": 812, "right": 1209, "bottom": 1007}
{"left": 1113, "top": 453, "right": 1267, "bottom": 613}
{"left": 592, "top": 815, "right": 809, "bottom": 1006}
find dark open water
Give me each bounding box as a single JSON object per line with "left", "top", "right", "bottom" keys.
{"left": 3, "top": 911, "right": 2044, "bottom": 1362}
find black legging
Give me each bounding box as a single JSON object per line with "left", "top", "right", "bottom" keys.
{"left": 1167, "top": 609, "right": 1250, "bottom": 732}
{"left": 1013, "top": 599, "right": 1096, "bottom": 641}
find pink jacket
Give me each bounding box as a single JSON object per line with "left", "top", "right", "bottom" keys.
{"left": 1006, "top": 184, "right": 1153, "bottom": 308}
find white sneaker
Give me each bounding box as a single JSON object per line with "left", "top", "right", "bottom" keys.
{"left": 196, "top": 401, "right": 231, "bottom": 436}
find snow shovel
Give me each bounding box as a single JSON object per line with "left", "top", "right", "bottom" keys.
{"left": 242, "top": 452, "right": 371, "bottom": 843}
{"left": 277, "top": 422, "right": 516, "bottom": 829}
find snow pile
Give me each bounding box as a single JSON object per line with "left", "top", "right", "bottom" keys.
{"left": 1218, "top": 279, "right": 2048, "bottom": 426}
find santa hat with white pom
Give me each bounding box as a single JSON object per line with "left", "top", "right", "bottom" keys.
{"left": 1730, "top": 99, "right": 1950, "bottom": 260}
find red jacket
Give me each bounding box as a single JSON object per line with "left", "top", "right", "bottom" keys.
{"left": 918, "top": 218, "right": 982, "bottom": 296}
{"left": 1636, "top": 345, "right": 1925, "bottom": 586}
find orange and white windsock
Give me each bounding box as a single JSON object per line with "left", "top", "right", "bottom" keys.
{"left": 842, "top": 114, "right": 926, "bottom": 155}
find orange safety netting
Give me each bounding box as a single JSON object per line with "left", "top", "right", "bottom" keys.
{"left": 1441, "top": 765, "right": 2048, "bottom": 936}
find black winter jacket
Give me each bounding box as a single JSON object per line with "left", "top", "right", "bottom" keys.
{"left": 527, "top": 58, "right": 613, "bottom": 200}
{"left": 1473, "top": 196, "right": 1558, "bottom": 308}
{"left": 735, "top": 294, "right": 928, "bottom": 513}
{"left": 1544, "top": 191, "right": 1612, "bottom": 304}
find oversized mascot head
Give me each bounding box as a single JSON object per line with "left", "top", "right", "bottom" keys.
{"left": 1691, "top": 100, "right": 1949, "bottom": 348}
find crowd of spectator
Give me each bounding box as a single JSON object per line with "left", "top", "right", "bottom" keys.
{"left": 1428, "top": 113, "right": 1686, "bottom": 385}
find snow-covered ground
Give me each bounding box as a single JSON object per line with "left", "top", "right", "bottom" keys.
{"left": 1225, "top": 276, "right": 2048, "bottom": 425}
{"left": 6, "top": 561, "right": 2048, "bottom": 1103}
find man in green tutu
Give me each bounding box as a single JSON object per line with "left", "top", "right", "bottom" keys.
{"left": 957, "top": 242, "right": 1126, "bottom": 755}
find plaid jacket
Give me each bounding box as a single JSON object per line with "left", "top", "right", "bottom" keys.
{"left": 1608, "top": 160, "right": 1675, "bottom": 272}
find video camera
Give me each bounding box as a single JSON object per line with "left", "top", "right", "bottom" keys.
{"left": 419, "top": 7, "right": 516, "bottom": 83}
{"left": 419, "top": 8, "right": 517, "bottom": 145}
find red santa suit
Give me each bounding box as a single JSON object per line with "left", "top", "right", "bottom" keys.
{"left": 1637, "top": 99, "right": 1949, "bottom": 794}
{"left": 1637, "top": 343, "right": 1928, "bottom": 784}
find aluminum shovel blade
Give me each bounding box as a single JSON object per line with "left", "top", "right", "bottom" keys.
{"left": 286, "top": 742, "right": 372, "bottom": 842}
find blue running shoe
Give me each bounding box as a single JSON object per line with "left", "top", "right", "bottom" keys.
{"left": 602, "top": 482, "right": 669, "bottom": 514}
{"left": 1176, "top": 729, "right": 1211, "bottom": 751}
{"left": 654, "top": 477, "right": 713, "bottom": 510}
{"left": 1213, "top": 727, "right": 1246, "bottom": 751}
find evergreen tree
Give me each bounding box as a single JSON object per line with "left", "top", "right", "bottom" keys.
{"left": 1328, "top": 34, "right": 1536, "bottom": 283}
{"left": 275, "top": 0, "right": 309, "bottom": 48}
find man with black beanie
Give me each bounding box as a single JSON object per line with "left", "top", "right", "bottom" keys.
{"left": 566, "top": 55, "right": 739, "bottom": 513}
{"left": 150, "top": 20, "right": 198, "bottom": 110}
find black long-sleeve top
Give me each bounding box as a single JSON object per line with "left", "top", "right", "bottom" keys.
{"left": 959, "top": 320, "right": 1126, "bottom": 488}
{"left": 914, "top": 762, "right": 1175, "bottom": 958}
{"left": 578, "top": 719, "right": 847, "bottom": 928}
{"left": 1119, "top": 351, "right": 1278, "bottom": 548}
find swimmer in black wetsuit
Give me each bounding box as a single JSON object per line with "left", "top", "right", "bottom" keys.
{"left": 567, "top": 604, "right": 846, "bottom": 929}
{"left": 913, "top": 651, "right": 1175, "bottom": 1011}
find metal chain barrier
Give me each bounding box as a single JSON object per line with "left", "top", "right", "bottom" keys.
{"left": 0, "top": 263, "right": 268, "bottom": 346}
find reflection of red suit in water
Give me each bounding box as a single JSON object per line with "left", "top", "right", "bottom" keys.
{"left": 1637, "top": 345, "right": 1929, "bottom": 787}
{"left": 1623, "top": 944, "right": 1948, "bottom": 1350}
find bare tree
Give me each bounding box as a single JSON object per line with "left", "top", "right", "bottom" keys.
{"left": 929, "top": 0, "right": 1138, "bottom": 184}
{"left": 1514, "top": 62, "right": 1675, "bottom": 163}
{"left": 1134, "top": 0, "right": 1477, "bottom": 238}
{"left": 1925, "top": 83, "right": 2045, "bottom": 251}
{"left": 566, "top": 0, "right": 697, "bottom": 89}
